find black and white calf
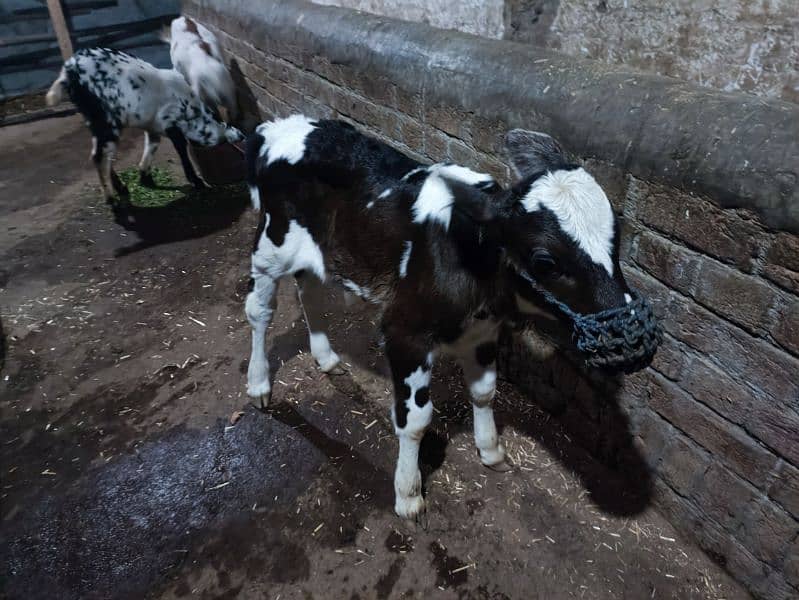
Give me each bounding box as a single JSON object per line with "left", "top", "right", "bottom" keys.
{"left": 245, "top": 115, "right": 635, "bottom": 520}
{"left": 46, "top": 47, "right": 243, "bottom": 200}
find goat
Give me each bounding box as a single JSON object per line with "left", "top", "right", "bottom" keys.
{"left": 161, "top": 16, "right": 237, "bottom": 124}
{"left": 46, "top": 47, "right": 243, "bottom": 201}
{"left": 244, "top": 115, "right": 648, "bottom": 522}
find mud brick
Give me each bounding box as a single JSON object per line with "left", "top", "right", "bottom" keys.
{"left": 447, "top": 138, "right": 477, "bottom": 168}
{"left": 692, "top": 463, "right": 758, "bottom": 531}
{"left": 660, "top": 433, "right": 710, "bottom": 496}
{"left": 738, "top": 498, "right": 799, "bottom": 567}
{"left": 617, "top": 217, "right": 641, "bottom": 263}
{"left": 474, "top": 154, "right": 510, "bottom": 185}
{"left": 768, "top": 461, "right": 799, "bottom": 520}
{"left": 647, "top": 373, "right": 778, "bottom": 487}
{"left": 677, "top": 356, "right": 754, "bottom": 425}
{"left": 633, "top": 180, "right": 762, "bottom": 270}
{"left": 692, "top": 259, "right": 776, "bottom": 335}
{"left": 649, "top": 334, "right": 687, "bottom": 381}
{"left": 633, "top": 232, "right": 700, "bottom": 297}
{"left": 630, "top": 409, "right": 673, "bottom": 469}
{"left": 750, "top": 571, "right": 797, "bottom": 600}
{"left": 426, "top": 104, "right": 472, "bottom": 141}
{"left": 746, "top": 399, "right": 799, "bottom": 469}
{"left": 785, "top": 536, "right": 799, "bottom": 588}
{"left": 424, "top": 128, "right": 450, "bottom": 162}
{"left": 632, "top": 183, "right": 682, "bottom": 237}
{"left": 470, "top": 114, "right": 508, "bottom": 155}
{"left": 393, "top": 85, "right": 424, "bottom": 119}
{"left": 277, "top": 84, "right": 306, "bottom": 112}
{"left": 672, "top": 199, "right": 762, "bottom": 272}
{"left": 659, "top": 293, "right": 799, "bottom": 405}
{"left": 764, "top": 233, "right": 799, "bottom": 294}
{"left": 395, "top": 115, "right": 425, "bottom": 154}
{"left": 352, "top": 75, "right": 397, "bottom": 108}
{"left": 338, "top": 92, "right": 389, "bottom": 130}
{"left": 771, "top": 296, "right": 799, "bottom": 356}
{"left": 584, "top": 159, "right": 628, "bottom": 214}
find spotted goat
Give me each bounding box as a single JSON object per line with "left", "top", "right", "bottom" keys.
{"left": 46, "top": 47, "right": 243, "bottom": 201}
{"left": 161, "top": 16, "right": 237, "bottom": 124}
{"left": 245, "top": 115, "right": 651, "bottom": 521}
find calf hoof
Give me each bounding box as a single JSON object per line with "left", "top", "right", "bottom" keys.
{"left": 484, "top": 458, "right": 514, "bottom": 473}
{"left": 479, "top": 444, "right": 511, "bottom": 472}
{"left": 314, "top": 350, "right": 347, "bottom": 375}
{"left": 395, "top": 494, "right": 426, "bottom": 526}
{"left": 247, "top": 381, "right": 272, "bottom": 410}
{"left": 325, "top": 363, "right": 348, "bottom": 376}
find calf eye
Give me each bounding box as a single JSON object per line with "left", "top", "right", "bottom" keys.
{"left": 531, "top": 250, "right": 561, "bottom": 279}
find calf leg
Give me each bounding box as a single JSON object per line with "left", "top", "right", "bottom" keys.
{"left": 245, "top": 272, "right": 278, "bottom": 408}
{"left": 295, "top": 271, "right": 342, "bottom": 373}
{"left": 386, "top": 335, "right": 434, "bottom": 521}
{"left": 459, "top": 340, "right": 509, "bottom": 471}
{"left": 138, "top": 131, "right": 161, "bottom": 186}
{"left": 165, "top": 126, "right": 204, "bottom": 188}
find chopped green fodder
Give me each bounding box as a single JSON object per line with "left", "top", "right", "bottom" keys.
{"left": 117, "top": 167, "right": 247, "bottom": 209}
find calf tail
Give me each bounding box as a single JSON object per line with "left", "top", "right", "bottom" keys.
{"left": 45, "top": 67, "right": 68, "bottom": 106}
{"left": 245, "top": 131, "right": 266, "bottom": 211}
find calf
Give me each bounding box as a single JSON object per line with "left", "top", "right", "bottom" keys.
{"left": 46, "top": 47, "right": 243, "bottom": 201}
{"left": 245, "top": 115, "right": 654, "bottom": 521}
{"left": 162, "top": 16, "right": 238, "bottom": 124}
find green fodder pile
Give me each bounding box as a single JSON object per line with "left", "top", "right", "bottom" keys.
{"left": 117, "top": 167, "right": 247, "bottom": 209}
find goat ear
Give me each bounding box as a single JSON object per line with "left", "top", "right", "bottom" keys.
{"left": 504, "top": 129, "right": 566, "bottom": 179}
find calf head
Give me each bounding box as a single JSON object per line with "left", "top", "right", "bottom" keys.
{"left": 498, "top": 129, "right": 660, "bottom": 372}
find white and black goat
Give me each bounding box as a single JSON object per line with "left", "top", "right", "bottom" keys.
{"left": 244, "top": 115, "right": 639, "bottom": 521}
{"left": 161, "top": 16, "right": 238, "bottom": 124}
{"left": 46, "top": 47, "right": 243, "bottom": 201}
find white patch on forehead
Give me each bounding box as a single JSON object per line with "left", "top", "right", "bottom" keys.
{"left": 413, "top": 174, "right": 453, "bottom": 230}
{"left": 429, "top": 163, "right": 495, "bottom": 188}
{"left": 522, "top": 167, "right": 615, "bottom": 275}
{"left": 399, "top": 241, "right": 413, "bottom": 278}
{"left": 378, "top": 188, "right": 393, "bottom": 199}
{"left": 256, "top": 115, "right": 316, "bottom": 166}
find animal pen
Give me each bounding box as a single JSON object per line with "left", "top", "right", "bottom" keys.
{"left": 0, "top": 1, "right": 797, "bottom": 600}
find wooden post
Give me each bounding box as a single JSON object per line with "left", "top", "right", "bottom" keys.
{"left": 46, "top": 0, "right": 73, "bottom": 60}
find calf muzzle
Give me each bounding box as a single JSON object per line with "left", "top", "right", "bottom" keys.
{"left": 570, "top": 293, "right": 662, "bottom": 373}
{"left": 515, "top": 271, "right": 662, "bottom": 374}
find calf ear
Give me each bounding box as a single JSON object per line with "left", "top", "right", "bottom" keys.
{"left": 505, "top": 129, "right": 566, "bottom": 179}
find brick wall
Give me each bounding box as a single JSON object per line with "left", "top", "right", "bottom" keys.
{"left": 185, "top": 1, "right": 798, "bottom": 597}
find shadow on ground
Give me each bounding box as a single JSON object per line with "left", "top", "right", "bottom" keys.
{"left": 110, "top": 179, "right": 250, "bottom": 257}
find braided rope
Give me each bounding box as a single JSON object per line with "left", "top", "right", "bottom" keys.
{"left": 514, "top": 270, "right": 662, "bottom": 374}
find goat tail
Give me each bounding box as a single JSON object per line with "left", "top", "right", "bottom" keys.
{"left": 45, "top": 67, "right": 67, "bottom": 106}
{"left": 245, "top": 131, "right": 266, "bottom": 211}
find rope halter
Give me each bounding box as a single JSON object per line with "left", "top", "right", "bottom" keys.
{"left": 514, "top": 270, "right": 662, "bottom": 374}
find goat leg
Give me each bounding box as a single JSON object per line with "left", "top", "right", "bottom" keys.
{"left": 166, "top": 126, "right": 206, "bottom": 188}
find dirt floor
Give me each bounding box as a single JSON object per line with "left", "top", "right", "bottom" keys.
{"left": 0, "top": 114, "right": 751, "bottom": 600}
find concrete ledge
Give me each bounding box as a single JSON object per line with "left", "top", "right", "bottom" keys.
{"left": 187, "top": 0, "right": 798, "bottom": 233}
